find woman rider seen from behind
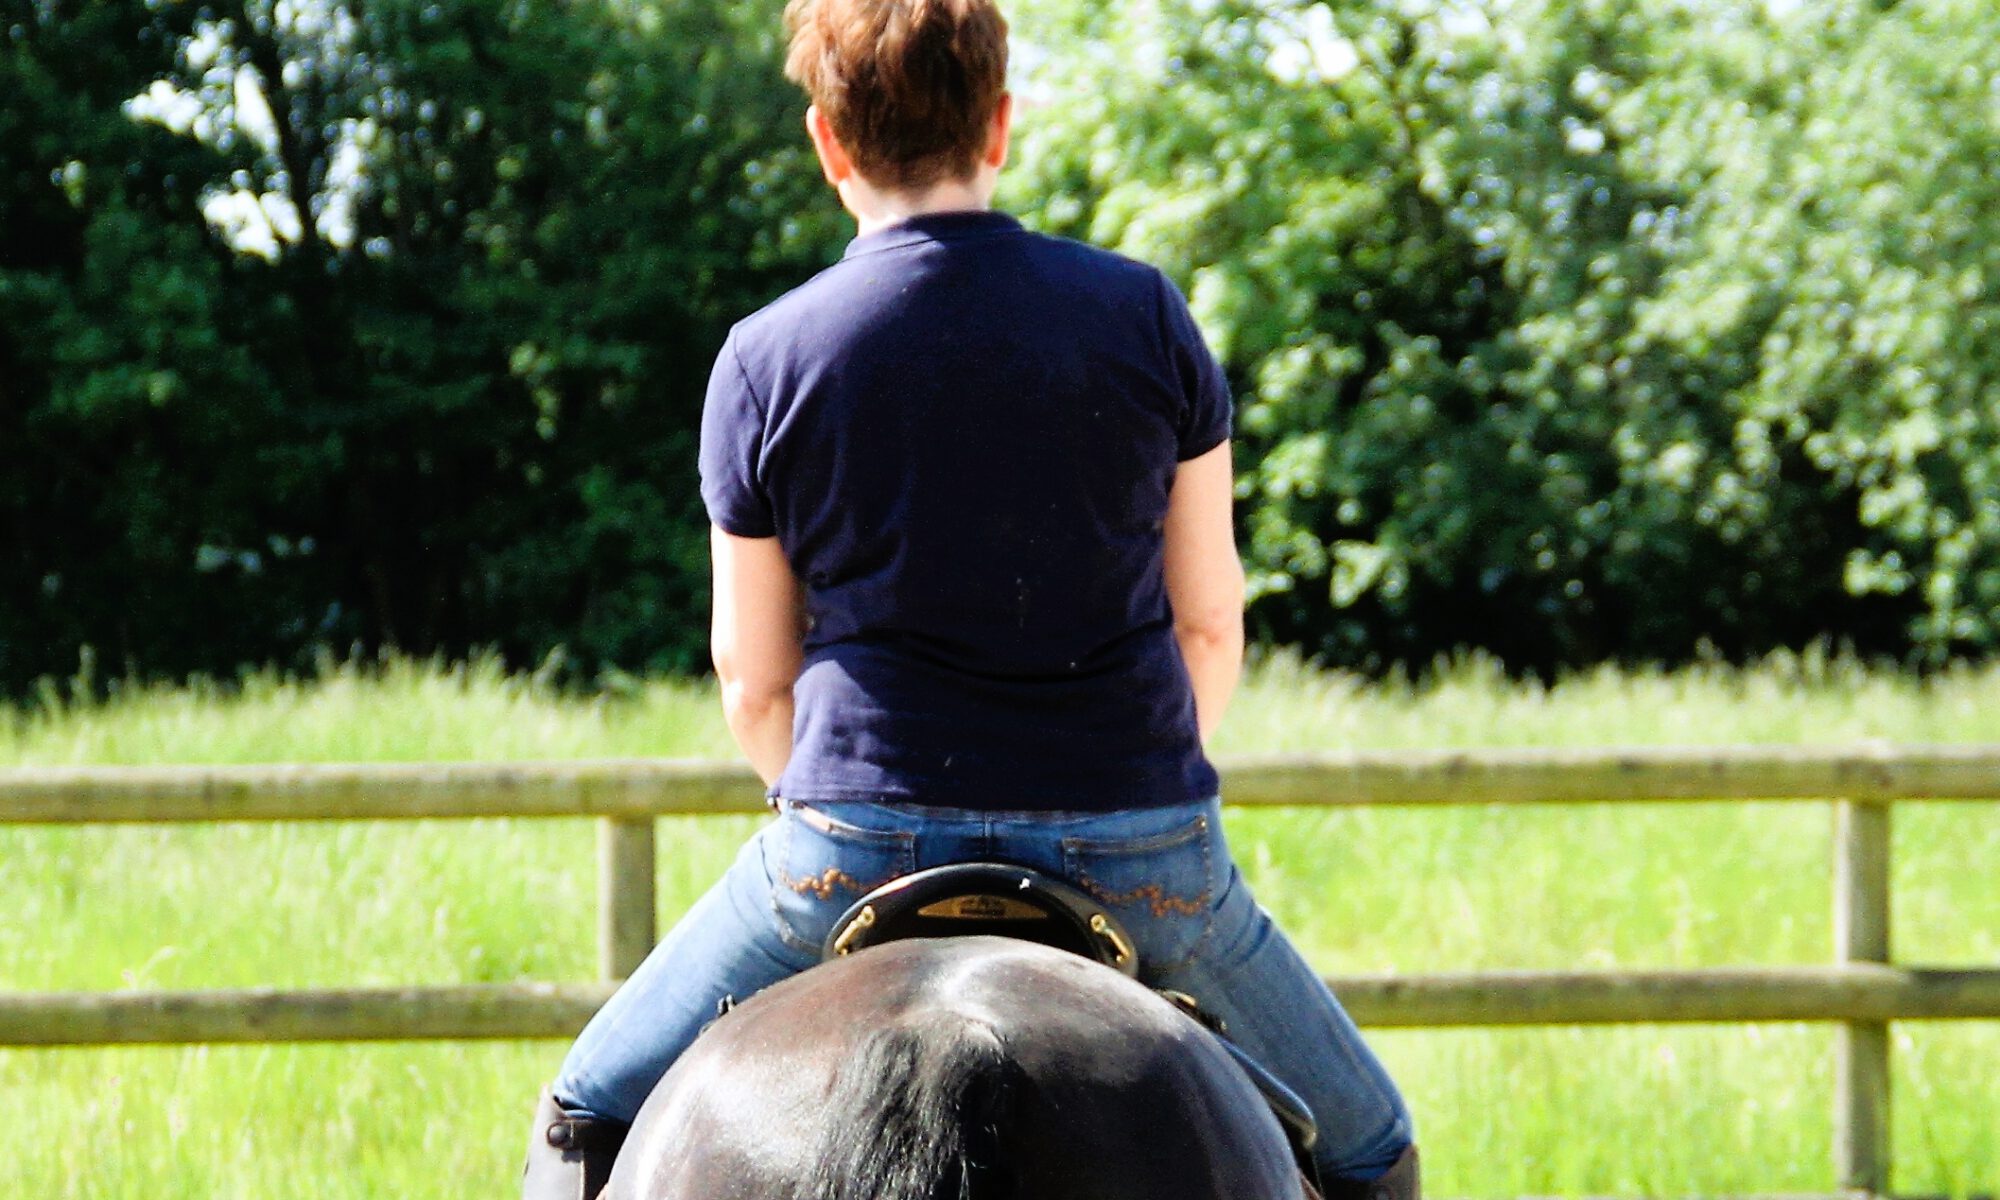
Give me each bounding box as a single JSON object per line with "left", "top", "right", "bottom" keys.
{"left": 521, "top": 1, "right": 1419, "bottom": 1196}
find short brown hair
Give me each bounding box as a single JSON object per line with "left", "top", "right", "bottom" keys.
{"left": 783, "top": 0, "right": 1009, "bottom": 190}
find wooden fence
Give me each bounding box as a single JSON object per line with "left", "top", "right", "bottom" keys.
{"left": 4, "top": 744, "right": 1999, "bottom": 1196}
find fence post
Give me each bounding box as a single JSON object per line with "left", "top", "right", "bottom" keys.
{"left": 1834, "top": 799, "right": 1891, "bottom": 1197}
{"left": 597, "top": 817, "right": 657, "bottom": 980}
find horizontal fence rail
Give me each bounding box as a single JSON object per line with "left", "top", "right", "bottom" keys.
{"left": 4, "top": 744, "right": 1997, "bottom": 1197}
{"left": 6, "top": 742, "right": 2000, "bottom": 824}
{"left": 5, "top": 965, "right": 2000, "bottom": 1047}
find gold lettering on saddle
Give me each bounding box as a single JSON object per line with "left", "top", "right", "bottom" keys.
{"left": 916, "top": 895, "right": 1050, "bottom": 921}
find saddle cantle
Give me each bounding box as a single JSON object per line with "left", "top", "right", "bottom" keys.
{"left": 821, "top": 862, "right": 1140, "bottom": 976}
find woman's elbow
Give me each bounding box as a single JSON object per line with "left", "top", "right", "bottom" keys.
{"left": 1176, "top": 619, "right": 1244, "bottom": 657}
{"left": 1172, "top": 562, "right": 1246, "bottom": 642}
{"left": 1174, "top": 598, "right": 1244, "bottom": 651}
{"left": 720, "top": 675, "right": 794, "bottom": 726}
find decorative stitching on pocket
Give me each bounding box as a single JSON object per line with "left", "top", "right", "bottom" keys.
{"left": 1063, "top": 815, "right": 1214, "bottom": 918}
{"left": 776, "top": 865, "right": 880, "bottom": 900}
{"left": 1071, "top": 875, "right": 1210, "bottom": 917}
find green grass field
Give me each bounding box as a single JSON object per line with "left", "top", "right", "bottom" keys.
{"left": 3, "top": 650, "right": 1996, "bottom": 1197}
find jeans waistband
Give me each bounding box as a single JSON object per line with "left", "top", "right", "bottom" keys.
{"left": 779, "top": 794, "right": 1222, "bottom": 829}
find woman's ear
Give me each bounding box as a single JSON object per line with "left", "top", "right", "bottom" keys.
{"left": 805, "top": 104, "right": 854, "bottom": 187}
{"left": 984, "top": 92, "right": 1012, "bottom": 170}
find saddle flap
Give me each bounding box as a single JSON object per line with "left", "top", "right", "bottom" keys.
{"left": 821, "top": 862, "right": 1141, "bottom": 977}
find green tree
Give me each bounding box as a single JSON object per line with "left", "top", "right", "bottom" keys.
{"left": 1, "top": 0, "right": 267, "bottom": 689}
{"left": 1604, "top": 0, "right": 2000, "bottom": 660}
{"left": 2, "top": 0, "right": 840, "bottom": 691}
{"left": 9, "top": 0, "right": 2000, "bottom": 688}
{"left": 1012, "top": 0, "right": 1990, "bottom": 671}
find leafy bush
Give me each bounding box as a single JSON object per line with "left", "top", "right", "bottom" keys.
{"left": 6, "top": 0, "right": 1998, "bottom": 689}
{"left": 1010, "top": 0, "right": 1995, "bottom": 671}
{"left": 1, "top": 0, "right": 841, "bottom": 690}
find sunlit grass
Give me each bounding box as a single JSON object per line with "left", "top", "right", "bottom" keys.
{"left": 0, "top": 653, "right": 730, "bottom": 767}
{"left": 2, "top": 651, "right": 1996, "bottom": 1196}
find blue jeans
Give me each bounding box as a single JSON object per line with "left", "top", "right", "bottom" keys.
{"left": 553, "top": 797, "right": 1413, "bottom": 1182}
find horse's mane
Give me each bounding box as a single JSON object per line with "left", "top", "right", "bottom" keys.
{"left": 807, "top": 1010, "right": 1023, "bottom": 1200}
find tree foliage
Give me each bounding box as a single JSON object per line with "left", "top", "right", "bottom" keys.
{"left": 2, "top": 0, "right": 840, "bottom": 689}
{"left": 5, "top": 0, "right": 1999, "bottom": 689}
{"left": 1010, "top": 0, "right": 2000, "bottom": 671}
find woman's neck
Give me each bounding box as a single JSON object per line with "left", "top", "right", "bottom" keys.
{"left": 843, "top": 171, "right": 997, "bottom": 236}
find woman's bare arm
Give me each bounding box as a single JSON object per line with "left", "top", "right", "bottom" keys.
{"left": 1162, "top": 440, "right": 1246, "bottom": 742}
{"left": 710, "top": 525, "right": 806, "bottom": 786}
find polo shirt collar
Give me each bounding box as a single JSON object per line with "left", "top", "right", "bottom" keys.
{"left": 841, "top": 209, "right": 1023, "bottom": 259}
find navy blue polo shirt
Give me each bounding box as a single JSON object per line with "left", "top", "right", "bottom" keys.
{"left": 698, "top": 210, "right": 1230, "bottom": 812}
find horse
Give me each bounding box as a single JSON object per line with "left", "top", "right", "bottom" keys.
{"left": 600, "top": 934, "right": 1312, "bottom": 1200}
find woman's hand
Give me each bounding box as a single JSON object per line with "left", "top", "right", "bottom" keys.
{"left": 710, "top": 525, "right": 806, "bottom": 786}
{"left": 1163, "top": 440, "right": 1246, "bottom": 743}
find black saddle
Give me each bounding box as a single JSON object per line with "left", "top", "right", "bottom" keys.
{"left": 822, "top": 863, "right": 1321, "bottom": 1171}
{"left": 822, "top": 862, "right": 1140, "bottom": 976}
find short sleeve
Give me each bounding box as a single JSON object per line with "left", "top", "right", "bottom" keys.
{"left": 698, "top": 332, "right": 778, "bottom": 538}
{"left": 1155, "top": 270, "right": 1233, "bottom": 461}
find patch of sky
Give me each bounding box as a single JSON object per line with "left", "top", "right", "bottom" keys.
{"left": 1263, "top": 2, "right": 1357, "bottom": 86}
{"left": 120, "top": 7, "right": 371, "bottom": 260}
{"left": 1566, "top": 124, "right": 1607, "bottom": 156}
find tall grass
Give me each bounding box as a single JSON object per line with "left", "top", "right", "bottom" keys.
{"left": 2, "top": 651, "right": 1995, "bottom": 1197}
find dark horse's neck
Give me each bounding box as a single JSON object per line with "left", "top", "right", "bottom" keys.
{"left": 602, "top": 937, "right": 1307, "bottom": 1200}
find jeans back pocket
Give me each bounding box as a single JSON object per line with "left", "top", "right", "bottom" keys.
{"left": 764, "top": 802, "right": 917, "bottom": 955}
{"left": 1060, "top": 812, "right": 1220, "bottom": 973}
